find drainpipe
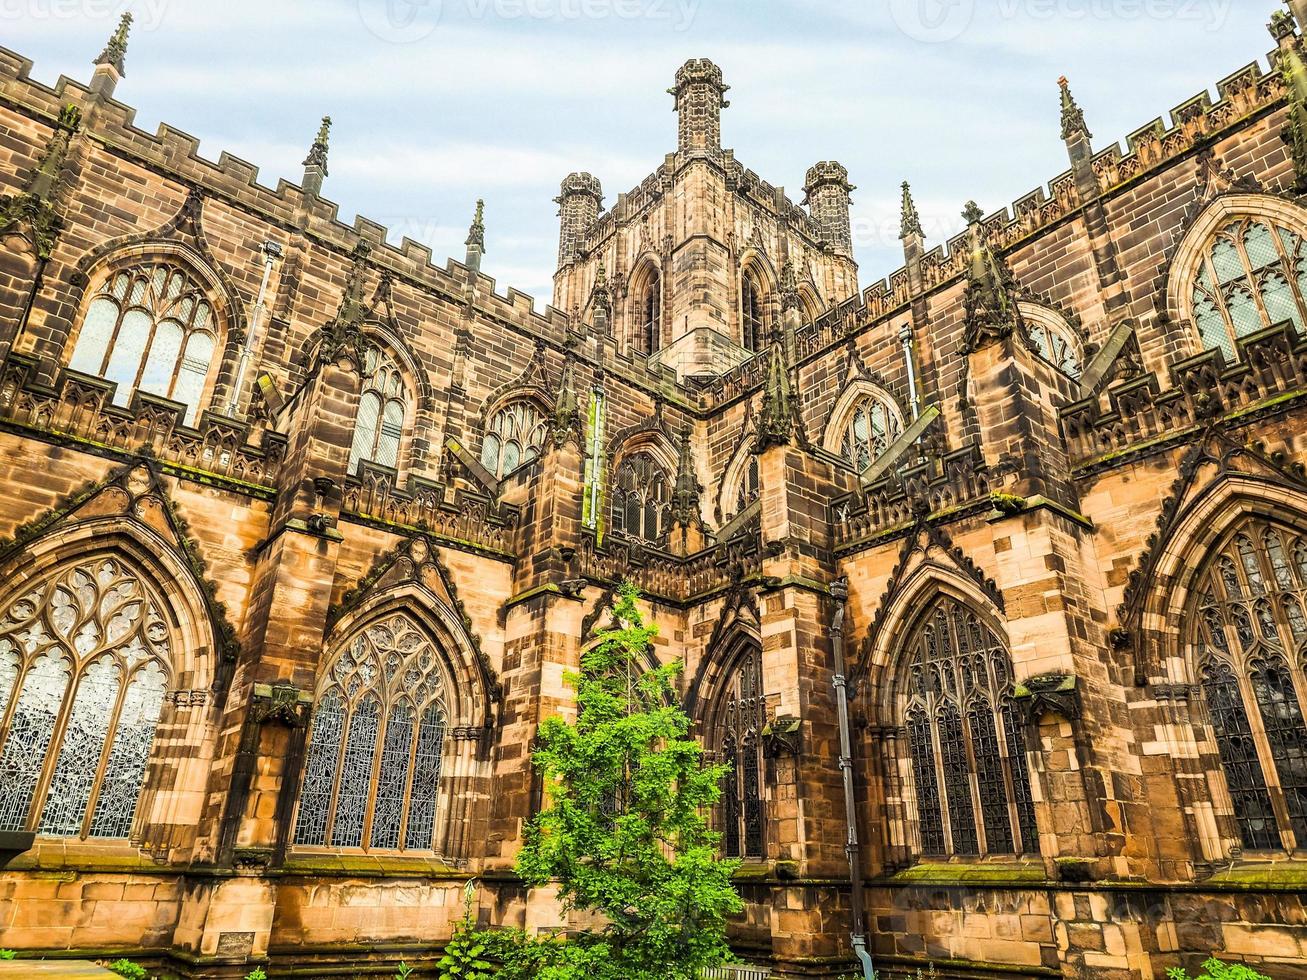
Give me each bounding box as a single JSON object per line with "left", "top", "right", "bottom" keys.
{"left": 225, "top": 240, "right": 283, "bottom": 417}
{"left": 831, "top": 577, "right": 875, "bottom": 980}
{"left": 898, "top": 322, "right": 920, "bottom": 421}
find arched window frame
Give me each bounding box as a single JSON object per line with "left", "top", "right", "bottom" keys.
{"left": 741, "top": 269, "right": 768, "bottom": 354}
{"left": 1189, "top": 517, "right": 1307, "bottom": 853}
{"left": 66, "top": 260, "right": 226, "bottom": 426}
{"left": 629, "top": 259, "right": 663, "bottom": 356}
{"left": 0, "top": 554, "right": 175, "bottom": 841}
{"left": 348, "top": 344, "right": 413, "bottom": 476}
{"left": 710, "top": 634, "right": 767, "bottom": 861}
{"left": 1017, "top": 301, "right": 1084, "bottom": 380}
{"left": 292, "top": 611, "right": 455, "bottom": 853}
{"left": 1168, "top": 195, "right": 1307, "bottom": 362}
{"left": 896, "top": 595, "right": 1039, "bottom": 859}
{"left": 609, "top": 449, "right": 672, "bottom": 544}
{"left": 479, "top": 398, "right": 549, "bottom": 481}
{"left": 822, "top": 381, "right": 906, "bottom": 473}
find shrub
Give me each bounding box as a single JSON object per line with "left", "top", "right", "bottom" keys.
{"left": 395, "top": 963, "right": 415, "bottom": 979}
{"left": 106, "top": 960, "right": 148, "bottom": 980}
{"left": 0, "top": 949, "right": 15, "bottom": 960}
{"left": 1167, "top": 959, "right": 1272, "bottom": 980}
{"left": 245, "top": 969, "right": 269, "bottom": 980}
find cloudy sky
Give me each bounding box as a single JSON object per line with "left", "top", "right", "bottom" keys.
{"left": 2, "top": 0, "right": 1271, "bottom": 305}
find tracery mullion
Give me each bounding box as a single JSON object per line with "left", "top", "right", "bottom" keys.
{"left": 396, "top": 708, "right": 422, "bottom": 851}
{"left": 25, "top": 652, "right": 89, "bottom": 834}
{"left": 1235, "top": 665, "right": 1295, "bottom": 848}
{"left": 1200, "top": 254, "right": 1239, "bottom": 354}
{"left": 1233, "top": 227, "right": 1275, "bottom": 330}
{"left": 320, "top": 699, "right": 352, "bottom": 847}
{"left": 74, "top": 670, "right": 132, "bottom": 840}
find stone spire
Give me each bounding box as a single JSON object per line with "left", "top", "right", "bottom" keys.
{"left": 465, "top": 198, "right": 485, "bottom": 271}
{"left": 899, "top": 181, "right": 924, "bottom": 240}
{"left": 962, "top": 203, "right": 1021, "bottom": 351}
{"left": 90, "top": 12, "right": 132, "bottom": 98}
{"left": 1274, "top": 12, "right": 1307, "bottom": 191}
{"left": 670, "top": 58, "right": 729, "bottom": 157}
{"left": 778, "top": 259, "right": 802, "bottom": 314}
{"left": 670, "top": 429, "right": 703, "bottom": 527}
{"left": 0, "top": 103, "right": 82, "bottom": 259}
{"left": 753, "top": 330, "right": 795, "bottom": 452}
{"left": 302, "top": 116, "right": 332, "bottom": 198}
{"left": 1058, "top": 76, "right": 1092, "bottom": 143}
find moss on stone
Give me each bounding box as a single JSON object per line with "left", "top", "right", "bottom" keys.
{"left": 888, "top": 862, "right": 1047, "bottom": 886}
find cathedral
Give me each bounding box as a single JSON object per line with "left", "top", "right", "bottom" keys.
{"left": 2, "top": 5, "right": 1307, "bottom": 978}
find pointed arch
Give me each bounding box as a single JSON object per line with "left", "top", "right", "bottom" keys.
{"left": 346, "top": 337, "right": 419, "bottom": 477}
{"left": 797, "top": 280, "right": 823, "bottom": 322}
{"left": 627, "top": 252, "right": 664, "bottom": 356}
{"left": 821, "top": 378, "right": 907, "bottom": 469}
{"left": 717, "top": 416, "right": 760, "bottom": 523}
{"left": 1016, "top": 300, "right": 1083, "bottom": 380}
{"left": 0, "top": 512, "right": 221, "bottom": 846}
{"left": 1165, "top": 193, "right": 1307, "bottom": 359}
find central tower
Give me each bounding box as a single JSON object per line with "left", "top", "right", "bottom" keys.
{"left": 552, "top": 59, "right": 860, "bottom": 382}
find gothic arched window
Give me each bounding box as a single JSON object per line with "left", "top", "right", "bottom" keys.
{"left": 1021, "top": 307, "right": 1083, "bottom": 380}
{"left": 1192, "top": 518, "right": 1307, "bottom": 852}
{"left": 719, "top": 642, "right": 766, "bottom": 859}
{"left": 838, "top": 394, "right": 904, "bottom": 472}
{"left": 293, "top": 613, "right": 449, "bottom": 852}
{"left": 0, "top": 556, "right": 171, "bottom": 839}
{"left": 480, "top": 401, "right": 547, "bottom": 480}
{"left": 742, "top": 273, "right": 766, "bottom": 353}
{"left": 1190, "top": 217, "right": 1307, "bottom": 360}
{"left": 735, "top": 456, "right": 760, "bottom": 516}
{"left": 637, "top": 273, "right": 661, "bottom": 355}
{"left": 68, "top": 263, "right": 219, "bottom": 425}
{"left": 901, "top": 597, "right": 1038, "bottom": 857}
{"left": 348, "top": 347, "right": 408, "bottom": 474}
{"left": 610, "top": 451, "right": 670, "bottom": 543}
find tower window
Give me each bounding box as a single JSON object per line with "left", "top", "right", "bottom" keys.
{"left": 742, "top": 274, "right": 766, "bottom": 353}
{"left": 638, "top": 274, "right": 661, "bottom": 355}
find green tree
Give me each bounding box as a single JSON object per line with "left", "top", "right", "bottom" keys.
{"left": 1167, "top": 959, "right": 1272, "bottom": 980}
{"left": 510, "top": 582, "right": 743, "bottom": 980}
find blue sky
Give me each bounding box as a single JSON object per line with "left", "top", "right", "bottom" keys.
{"left": 2, "top": 0, "right": 1271, "bottom": 305}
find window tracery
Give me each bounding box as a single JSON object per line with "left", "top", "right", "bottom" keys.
{"left": 1193, "top": 519, "right": 1307, "bottom": 851}
{"left": 348, "top": 347, "right": 408, "bottom": 474}
{"left": 480, "top": 401, "right": 547, "bottom": 480}
{"left": 293, "top": 612, "right": 449, "bottom": 852}
{"left": 610, "top": 451, "right": 670, "bottom": 543}
{"left": 901, "top": 597, "right": 1038, "bottom": 857}
{"left": 719, "top": 642, "right": 766, "bottom": 859}
{"left": 742, "top": 273, "right": 766, "bottom": 353}
{"left": 0, "top": 557, "right": 171, "bottom": 839}
{"left": 68, "top": 263, "right": 219, "bottom": 425}
{"left": 837, "top": 394, "right": 903, "bottom": 472}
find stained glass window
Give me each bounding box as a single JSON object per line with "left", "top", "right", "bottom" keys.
{"left": 68, "top": 264, "right": 219, "bottom": 425}
{"left": 900, "top": 596, "right": 1038, "bottom": 857}
{"left": 349, "top": 347, "right": 408, "bottom": 474}
{"left": 1190, "top": 217, "right": 1307, "bottom": 359}
{"left": 0, "top": 557, "right": 171, "bottom": 839}
{"left": 742, "top": 274, "right": 766, "bottom": 353}
{"left": 611, "top": 451, "right": 671, "bottom": 543}
{"left": 719, "top": 642, "right": 767, "bottom": 859}
{"left": 838, "top": 394, "right": 904, "bottom": 472}
{"left": 293, "top": 613, "right": 451, "bottom": 852}
{"left": 1194, "top": 518, "right": 1307, "bottom": 852}
{"left": 480, "top": 401, "right": 547, "bottom": 480}
{"left": 1025, "top": 315, "right": 1083, "bottom": 379}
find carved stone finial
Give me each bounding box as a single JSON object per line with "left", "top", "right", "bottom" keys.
{"left": 778, "top": 259, "right": 802, "bottom": 314}
{"left": 0, "top": 102, "right": 83, "bottom": 258}
{"left": 465, "top": 198, "right": 485, "bottom": 250}
{"left": 753, "top": 333, "right": 795, "bottom": 452}
{"left": 900, "top": 181, "right": 924, "bottom": 240}
{"left": 1058, "top": 76, "right": 1093, "bottom": 142}
{"left": 962, "top": 200, "right": 984, "bottom": 226}
{"left": 962, "top": 213, "right": 1022, "bottom": 351}
{"left": 95, "top": 12, "right": 132, "bottom": 74}
{"left": 671, "top": 429, "right": 703, "bottom": 526}
{"left": 303, "top": 116, "right": 332, "bottom": 174}
{"left": 317, "top": 241, "right": 373, "bottom": 368}
{"left": 550, "top": 352, "right": 583, "bottom": 449}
